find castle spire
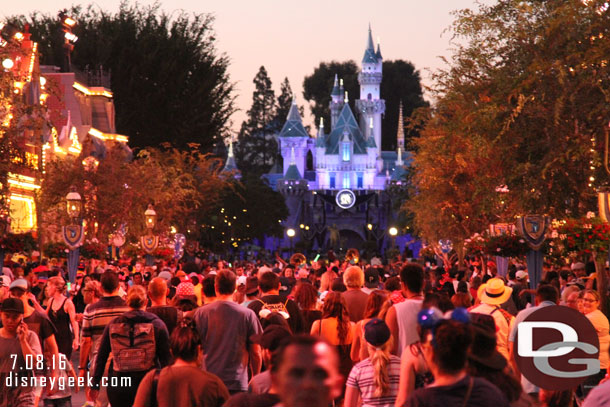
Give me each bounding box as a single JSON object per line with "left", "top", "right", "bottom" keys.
{"left": 331, "top": 74, "right": 341, "bottom": 96}
{"left": 362, "top": 24, "right": 377, "bottom": 63}
{"left": 344, "top": 91, "right": 349, "bottom": 104}
{"left": 396, "top": 102, "right": 405, "bottom": 165}
{"left": 376, "top": 37, "right": 382, "bottom": 60}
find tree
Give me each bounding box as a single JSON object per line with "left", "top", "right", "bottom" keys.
{"left": 19, "top": 2, "right": 235, "bottom": 151}
{"left": 235, "top": 66, "right": 277, "bottom": 175}
{"left": 302, "top": 60, "right": 427, "bottom": 150}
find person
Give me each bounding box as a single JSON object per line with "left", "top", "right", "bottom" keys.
{"left": 80, "top": 271, "right": 130, "bottom": 407}
{"left": 273, "top": 335, "right": 344, "bottom": 407}
{"left": 45, "top": 276, "right": 79, "bottom": 360}
{"left": 193, "top": 270, "right": 263, "bottom": 394}
{"left": 311, "top": 291, "right": 355, "bottom": 381}
{"left": 248, "top": 271, "right": 305, "bottom": 334}
{"left": 293, "top": 281, "right": 321, "bottom": 332}
{"left": 320, "top": 266, "right": 338, "bottom": 292}
{"left": 403, "top": 318, "right": 509, "bottom": 407}
{"left": 241, "top": 276, "right": 259, "bottom": 308}
{"left": 133, "top": 320, "right": 229, "bottom": 407}
{"left": 345, "top": 318, "right": 401, "bottom": 407}
{"left": 582, "top": 367, "right": 610, "bottom": 407}
{"left": 0, "top": 298, "right": 42, "bottom": 407}
{"left": 581, "top": 289, "right": 609, "bottom": 396}
{"left": 341, "top": 266, "right": 370, "bottom": 323}
{"left": 147, "top": 277, "right": 182, "bottom": 335}
{"left": 469, "top": 278, "right": 514, "bottom": 362}
{"left": 41, "top": 350, "right": 77, "bottom": 407}
{"left": 385, "top": 263, "right": 425, "bottom": 356}
{"left": 91, "top": 285, "right": 171, "bottom": 407}
{"left": 467, "top": 313, "right": 534, "bottom": 407}
{"left": 351, "top": 290, "right": 389, "bottom": 362}
{"left": 508, "top": 284, "right": 559, "bottom": 398}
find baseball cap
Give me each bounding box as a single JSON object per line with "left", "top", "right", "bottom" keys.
{"left": 0, "top": 275, "right": 11, "bottom": 287}
{"left": 1, "top": 298, "right": 24, "bottom": 314}
{"left": 158, "top": 271, "right": 172, "bottom": 281}
{"left": 515, "top": 270, "right": 528, "bottom": 280}
{"left": 9, "top": 278, "right": 28, "bottom": 291}
{"left": 237, "top": 275, "right": 247, "bottom": 286}
{"left": 571, "top": 262, "right": 585, "bottom": 271}
{"left": 364, "top": 318, "right": 391, "bottom": 347}
{"left": 245, "top": 277, "right": 259, "bottom": 295}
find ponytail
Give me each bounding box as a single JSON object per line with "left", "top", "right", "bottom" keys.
{"left": 369, "top": 337, "right": 393, "bottom": 397}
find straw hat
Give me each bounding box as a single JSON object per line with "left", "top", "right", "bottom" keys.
{"left": 477, "top": 278, "right": 512, "bottom": 305}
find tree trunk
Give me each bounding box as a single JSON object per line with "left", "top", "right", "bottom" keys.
{"left": 594, "top": 254, "right": 609, "bottom": 317}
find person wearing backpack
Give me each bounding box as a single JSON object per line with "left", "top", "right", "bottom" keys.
{"left": 90, "top": 285, "right": 171, "bottom": 407}
{"left": 248, "top": 271, "right": 305, "bottom": 333}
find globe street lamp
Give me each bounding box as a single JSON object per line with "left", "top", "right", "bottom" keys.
{"left": 287, "top": 228, "right": 296, "bottom": 255}
{"left": 141, "top": 204, "right": 159, "bottom": 265}
{"left": 63, "top": 186, "right": 84, "bottom": 283}
{"left": 389, "top": 226, "right": 398, "bottom": 249}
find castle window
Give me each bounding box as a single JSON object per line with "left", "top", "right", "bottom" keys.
{"left": 330, "top": 173, "right": 336, "bottom": 189}
{"left": 357, "top": 172, "right": 363, "bottom": 189}
{"left": 343, "top": 172, "right": 350, "bottom": 189}
{"left": 342, "top": 143, "right": 350, "bottom": 161}
{"left": 367, "top": 93, "right": 372, "bottom": 101}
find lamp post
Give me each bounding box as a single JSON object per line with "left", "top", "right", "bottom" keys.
{"left": 388, "top": 226, "right": 398, "bottom": 249}
{"left": 140, "top": 204, "right": 159, "bottom": 266}
{"left": 58, "top": 10, "right": 77, "bottom": 72}
{"left": 286, "top": 228, "right": 296, "bottom": 256}
{"left": 62, "top": 186, "right": 84, "bottom": 283}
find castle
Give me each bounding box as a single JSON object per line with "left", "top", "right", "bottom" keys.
{"left": 229, "top": 26, "right": 411, "bottom": 252}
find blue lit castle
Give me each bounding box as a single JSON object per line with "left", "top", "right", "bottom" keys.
{"left": 244, "top": 27, "right": 411, "bottom": 252}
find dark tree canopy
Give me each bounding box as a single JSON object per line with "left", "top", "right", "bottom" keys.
{"left": 236, "top": 66, "right": 278, "bottom": 175}
{"left": 302, "top": 59, "right": 427, "bottom": 150}
{"left": 18, "top": 2, "right": 234, "bottom": 151}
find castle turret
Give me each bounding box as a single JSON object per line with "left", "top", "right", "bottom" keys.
{"left": 396, "top": 101, "right": 405, "bottom": 166}
{"left": 222, "top": 139, "right": 241, "bottom": 179}
{"left": 355, "top": 25, "right": 385, "bottom": 156}
{"left": 330, "top": 75, "right": 344, "bottom": 129}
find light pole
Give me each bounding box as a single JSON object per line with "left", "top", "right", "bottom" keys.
{"left": 286, "top": 228, "right": 296, "bottom": 256}
{"left": 140, "top": 204, "right": 159, "bottom": 266}
{"left": 389, "top": 226, "right": 398, "bottom": 249}
{"left": 62, "top": 186, "right": 84, "bottom": 283}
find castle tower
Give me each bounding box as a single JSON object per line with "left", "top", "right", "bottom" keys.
{"left": 330, "top": 75, "right": 344, "bottom": 129}
{"left": 277, "top": 147, "right": 309, "bottom": 228}
{"left": 222, "top": 138, "right": 241, "bottom": 179}
{"left": 355, "top": 25, "right": 385, "bottom": 155}
{"left": 396, "top": 101, "right": 404, "bottom": 166}
{"left": 278, "top": 98, "right": 310, "bottom": 177}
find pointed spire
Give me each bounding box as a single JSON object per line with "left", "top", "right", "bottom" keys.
{"left": 367, "top": 23, "right": 374, "bottom": 51}
{"left": 223, "top": 137, "right": 239, "bottom": 174}
{"left": 331, "top": 74, "right": 341, "bottom": 96}
{"left": 369, "top": 117, "right": 374, "bottom": 129}
{"left": 362, "top": 24, "right": 377, "bottom": 63}
{"left": 376, "top": 37, "right": 382, "bottom": 60}
{"left": 396, "top": 102, "right": 405, "bottom": 166}
{"left": 320, "top": 117, "right": 324, "bottom": 130}
{"left": 228, "top": 138, "right": 234, "bottom": 157}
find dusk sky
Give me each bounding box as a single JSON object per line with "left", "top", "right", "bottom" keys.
{"left": 3, "top": 0, "right": 492, "bottom": 132}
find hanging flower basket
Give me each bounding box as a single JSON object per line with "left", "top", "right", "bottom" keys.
{"left": 464, "top": 235, "right": 486, "bottom": 257}
{"left": 43, "top": 242, "right": 69, "bottom": 259}
{"left": 80, "top": 241, "right": 108, "bottom": 259}
{"left": 483, "top": 234, "right": 530, "bottom": 258}
{"left": 554, "top": 216, "right": 610, "bottom": 257}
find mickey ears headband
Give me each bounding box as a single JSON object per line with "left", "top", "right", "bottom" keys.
{"left": 417, "top": 307, "right": 470, "bottom": 347}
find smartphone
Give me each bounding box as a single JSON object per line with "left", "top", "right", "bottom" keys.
{"left": 67, "top": 282, "right": 71, "bottom": 291}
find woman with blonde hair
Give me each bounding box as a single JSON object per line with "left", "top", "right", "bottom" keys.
{"left": 46, "top": 275, "right": 79, "bottom": 358}
{"left": 581, "top": 289, "right": 609, "bottom": 396}
{"left": 345, "top": 318, "right": 401, "bottom": 407}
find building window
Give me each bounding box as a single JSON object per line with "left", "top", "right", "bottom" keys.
{"left": 357, "top": 172, "right": 363, "bottom": 189}
{"left": 342, "top": 143, "right": 350, "bottom": 161}
{"left": 330, "top": 173, "right": 336, "bottom": 189}
{"left": 343, "top": 172, "right": 350, "bottom": 189}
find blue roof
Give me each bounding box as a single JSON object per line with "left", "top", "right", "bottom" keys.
{"left": 284, "top": 164, "right": 302, "bottom": 180}
{"left": 331, "top": 75, "right": 341, "bottom": 96}
{"left": 376, "top": 43, "right": 382, "bottom": 60}
{"left": 391, "top": 164, "right": 408, "bottom": 181}
{"left": 223, "top": 155, "right": 238, "bottom": 172}
{"left": 279, "top": 103, "right": 309, "bottom": 139}
{"left": 362, "top": 26, "right": 378, "bottom": 63}
{"left": 379, "top": 151, "right": 412, "bottom": 175}
{"left": 324, "top": 104, "right": 368, "bottom": 155}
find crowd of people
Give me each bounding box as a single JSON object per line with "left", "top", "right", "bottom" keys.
{"left": 0, "top": 249, "right": 609, "bottom": 407}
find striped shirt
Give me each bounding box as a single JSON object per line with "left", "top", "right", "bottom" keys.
{"left": 81, "top": 296, "right": 129, "bottom": 362}
{"left": 346, "top": 355, "right": 401, "bottom": 407}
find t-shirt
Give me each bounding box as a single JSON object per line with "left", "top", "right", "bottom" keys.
{"left": 23, "top": 310, "right": 56, "bottom": 355}
{"left": 147, "top": 305, "right": 182, "bottom": 336}
{"left": 0, "top": 331, "right": 42, "bottom": 407}
{"left": 224, "top": 392, "right": 280, "bottom": 407}
{"left": 393, "top": 298, "right": 423, "bottom": 357}
{"left": 248, "top": 294, "right": 305, "bottom": 333}
{"left": 469, "top": 303, "right": 514, "bottom": 362}
{"left": 346, "top": 355, "right": 401, "bottom": 407}
{"left": 586, "top": 309, "right": 610, "bottom": 369}
{"left": 582, "top": 377, "right": 610, "bottom": 407}
{"left": 249, "top": 370, "right": 272, "bottom": 394}
{"left": 404, "top": 375, "right": 509, "bottom": 407}
{"left": 342, "top": 289, "right": 370, "bottom": 323}
{"left": 133, "top": 365, "right": 229, "bottom": 407}
{"left": 193, "top": 300, "right": 263, "bottom": 392}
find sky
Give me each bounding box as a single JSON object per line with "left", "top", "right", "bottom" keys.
{"left": 3, "top": 0, "right": 491, "bottom": 132}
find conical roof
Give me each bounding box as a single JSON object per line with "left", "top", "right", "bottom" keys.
{"left": 284, "top": 147, "right": 302, "bottom": 180}
{"left": 279, "top": 100, "right": 309, "bottom": 138}
{"left": 222, "top": 140, "right": 238, "bottom": 172}
{"left": 362, "top": 25, "right": 378, "bottom": 63}
{"left": 326, "top": 104, "right": 367, "bottom": 155}
{"left": 331, "top": 74, "right": 341, "bottom": 96}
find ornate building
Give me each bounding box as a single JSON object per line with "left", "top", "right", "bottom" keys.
{"left": 258, "top": 27, "right": 411, "bottom": 252}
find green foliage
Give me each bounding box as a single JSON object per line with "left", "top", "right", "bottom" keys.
{"left": 20, "top": 2, "right": 234, "bottom": 151}
{"left": 43, "top": 241, "right": 68, "bottom": 258}
{"left": 483, "top": 234, "right": 530, "bottom": 258}
{"left": 236, "top": 66, "right": 278, "bottom": 175}
{"left": 0, "top": 232, "right": 39, "bottom": 254}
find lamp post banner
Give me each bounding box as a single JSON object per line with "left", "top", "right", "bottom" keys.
{"left": 527, "top": 249, "right": 544, "bottom": 300}
{"left": 67, "top": 247, "right": 79, "bottom": 284}
{"left": 62, "top": 225, "right": 85, "bottom": 250}
{"left": 516, "top": 215, "right": 550, "bottom": 250}
{"left": 496, "top": 256, "right": 509, "bottom": 278}
{"left": 141, "top": 235, "right": 159, "bottom": 254}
